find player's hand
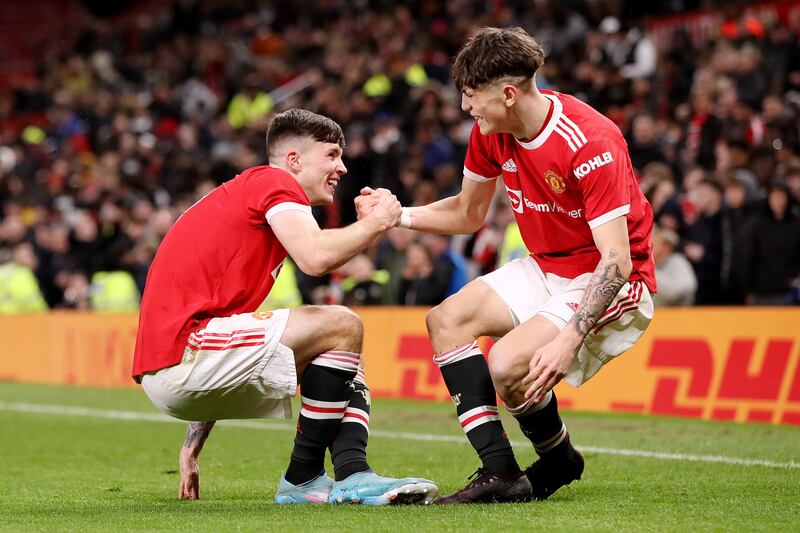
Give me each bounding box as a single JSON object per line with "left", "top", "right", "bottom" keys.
{"left": 522, "top": 338, "right": 577, "bottom": 403}
{"left": 355, "top": 187, "right": 381, "bottom": 219}
{"left": 178, "top": 447, "right": 201, "bottom": 500}
{"left": 365, "top": 188, "right": 401, "bottom": 230}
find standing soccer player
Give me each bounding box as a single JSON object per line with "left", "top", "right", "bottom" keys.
{"left": 359, "top": 27, "right": 655, "bottom": 503}
{"left": 133, "top": 109, "right": 437, "bottom": 505}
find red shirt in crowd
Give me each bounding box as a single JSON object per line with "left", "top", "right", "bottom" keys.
{"left": 132, "top": 166, "right": 311, "bottom": 381}
{"left": 464, "top": 90, "right": 656, "bottom": 291}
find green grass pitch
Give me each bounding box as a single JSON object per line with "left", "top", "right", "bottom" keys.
{"left": 0, "top": 382, "right": 798, "bottom": 532}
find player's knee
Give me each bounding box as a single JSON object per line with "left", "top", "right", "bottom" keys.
{"left": 426, "top": 297, "right": 468, "bottom": 340}
{"left": 487, "top": 345, "right": 518, "bottom": 396}
{"left": 330, "top": 305, "right": 364, "bottom": 348}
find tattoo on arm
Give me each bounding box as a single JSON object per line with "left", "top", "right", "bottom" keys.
{"left": 569, "top": 248, "right": 628, "bottom": 338}
{"left": 183, "top": 421, "right": 216, "bottom": 449}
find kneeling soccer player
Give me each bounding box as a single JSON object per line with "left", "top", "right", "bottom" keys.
{"left": 357, "top": 27, "right": 656, "bottom": 503}
{"left": 132, "top": 109, "right": 437, "bottom": 505}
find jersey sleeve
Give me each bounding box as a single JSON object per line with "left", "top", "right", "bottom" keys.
{"left": 574, "top": 136, "right": 632, "bottom": 230}
{"left": 244, "top": 168, "right": 313, "bottom": 225}
{"left": 463, "top": 122, "right": 502, "bottom": 182}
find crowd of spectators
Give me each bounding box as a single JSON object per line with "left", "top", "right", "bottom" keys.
{"left": 1, "top": 0, "right": 800, "bottom": 312}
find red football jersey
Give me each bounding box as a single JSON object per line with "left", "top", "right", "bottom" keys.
{"left": 132, "top": 166, "right": 312, "bottom": 380}
{"left": 464, "top": 90, "right": 656, "bottom": 291}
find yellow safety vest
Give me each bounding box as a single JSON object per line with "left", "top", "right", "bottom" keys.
{"left": 259, "top": 261, "right": 303, "bottom": 311}
{"left": 0, "top": 262, "right": 48, "bottom": 313}
{"left": 90, "top": 271, "right": 140, "bottom": 312}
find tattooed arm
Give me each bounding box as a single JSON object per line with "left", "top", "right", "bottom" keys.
{"left": 523, "top": 216, "right": 632, "bottom": 402}
{"left": 178, "top": 421, "right": 216, "bottom": 500}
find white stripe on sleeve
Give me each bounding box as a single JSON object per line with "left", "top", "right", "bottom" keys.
{"left": 265, "top": 202, "right": 314, "bottom": 224}
{"left": 587, "top": 204, "right": 631, "bottom": 230}
{"left": 463, "top": 166, "right": 500, "bottom": 182}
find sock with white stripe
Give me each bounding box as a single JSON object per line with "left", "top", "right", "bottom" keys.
{"left": 508, "top": 390, "right": 568, "bottom": 457}
{"left": 330, "top": 377, "right": 371, "bottom": 481}
{"left": 285, "top": 351, "right": 359, "bottom": 485}
{"left": 435, "top": 341, "right": 520, "bottom": 475}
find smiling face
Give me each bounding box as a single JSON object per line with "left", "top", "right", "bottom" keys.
{"left": 461, "top": 83, "right": 511, "bottom": 135}
{"left": 295, "top": 140, "right": 347, "bottom": 206}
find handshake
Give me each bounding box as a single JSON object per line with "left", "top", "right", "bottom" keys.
{"left": 354, "top": 187, "right": 409, "bottom": 230}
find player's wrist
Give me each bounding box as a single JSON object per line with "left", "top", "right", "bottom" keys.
{"left": 399, "top": 207, "right": 412, "bottom": 229}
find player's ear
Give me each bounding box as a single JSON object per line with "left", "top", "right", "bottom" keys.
{"left": 285, "top": 150, "right": 302, "bottom": 172}
{"left": 503, "top": 85, "right": 518, "bottom": 107}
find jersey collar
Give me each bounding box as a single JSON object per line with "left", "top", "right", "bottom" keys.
{"left": 514, "top": 93, "right": 563, "bottom": 150}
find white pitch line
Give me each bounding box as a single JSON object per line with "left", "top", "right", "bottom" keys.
{"left": 2, "top": 401, "right": 799, "bottom": 470}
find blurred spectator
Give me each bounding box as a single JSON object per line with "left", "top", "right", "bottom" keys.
{"left": 0, "top": 242, "right": 48, "bottom": 313}
{"left": 260, "top": 260, "right": 303, "bottom": 310}
{"left": 785, "top": 165, "right": 800, "bottom": 204}
{"left": 340, "top": 254, "right": 390, "bottom": 306}
{"left": 375, "top": 227, "right": 415, "bottom": 304}
{"left": 652, "top": 226, "right": 697, "bottom": 306}
{"left": 628, "top": 114, "right": 666, "bottom": 171}
{"left": 742, "top": 182, "right": 800, "bottom": 305}
{"left": 720, "top": 176, "right": 756, "bottom": 304}
{"left": 641, "top": 163, "right": 685, "bottom": 235}
{"left": 422, "top": 233, "right": 467, "bottom": 298}
{"left": 468, "top": 197, "right": 516, "bottom": 276}
{"left": 90, "top": 270, "right": 140, "bottom": 312}
{"left": 399, "top": 240, "right": 450, "bottom": 306}
{"left": 59, "top": 270, "right": 91, "bottom": 310}
{"left": 682, "top": 91, "right": 722, "bottom": 170}
{"left": 684, "top": 179, "right": 725, "bottom": 304}
{"left": 226, "top": 74, "right": 273, "bottom": 130}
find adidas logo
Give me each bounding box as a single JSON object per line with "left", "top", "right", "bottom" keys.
{"left": 501, "top": 158, "right": 517, "bottom": 172}
{"left": 566, "top": 302, "right": 580, "bottom": 312}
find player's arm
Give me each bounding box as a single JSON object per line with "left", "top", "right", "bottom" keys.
{"left": 562, "top": 216, "right": 632, "bottom": 343}
{"left": 271, "top": 190, "right": 400, "bottom": 276}
{"left": 179, "top": 421, "right": 215, "bottom": 500}
{"left": 405, "top": 177, "right": 496, "bottom": 233}
{"left": 359, "top": 176, "right": 496, "bottom": 234}
{"left": 523, "top": 216, "right": 631, "bottom": 402}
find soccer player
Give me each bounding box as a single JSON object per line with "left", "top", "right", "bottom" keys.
{"left": 358, "top": 27, "right": 655, "bottom": 503}
{"left": 132, "top": 109, "right": 437, "bottom": 505}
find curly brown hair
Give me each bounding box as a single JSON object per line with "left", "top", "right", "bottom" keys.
{"left": 452, "top": 27, "right": 545, "bottom": 92}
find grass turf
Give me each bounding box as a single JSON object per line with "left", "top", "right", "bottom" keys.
{"left": 0, "top": 382, "right": 798, "bottom": 532}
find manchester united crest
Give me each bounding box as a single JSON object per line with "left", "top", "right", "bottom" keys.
{"left": 251, "top": 311, "right": 273, "bottom": 320}
{"left": 544, "top": 170, "right": 566, "bottom": 194}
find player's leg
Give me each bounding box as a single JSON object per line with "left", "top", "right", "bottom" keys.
{"left": 276, "top": 305, "right": 364, "bottom": 500}
{"left": 515, "top": 279, "right": 653, "bottom": 500}
{"left": 426, "top": 276, "right": 532, "bottom": 503}
{"left": 329, "top": 361, "right": 369, "bottom": 482}
{"left": 277, "top": 305, "right": 437, "bottom": 505}
{"left": 486, "top": 313, "right": 584, "bottom": 500}
{"left": 325, "top": 361, "right": 437, "bottom": 505}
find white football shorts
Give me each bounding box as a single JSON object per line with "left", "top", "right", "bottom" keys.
{"left": 480, "top": 256, "right": 654, "bottom": 387}
{"left": 141, "top": 309, "right": 296, "bottom": 421}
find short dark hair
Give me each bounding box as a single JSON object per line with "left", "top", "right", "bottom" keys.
{"left": 452, "top": 27, "right": 545, "bottom": 92}
{"left": 266, "top": 109, "right": 345, "bottom": 163}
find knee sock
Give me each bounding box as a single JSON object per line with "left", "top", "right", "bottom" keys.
{"left": 507, "top": 390, "right": 568, "bottom": 457}
{"left": 330, "top": 366, "right": 371, "bottom": 481}
{"left": 285, "top": 351, "right": 359, "bottom": 485}
{"left": 435, "top": 341, "right": 520, "bottom": 475}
